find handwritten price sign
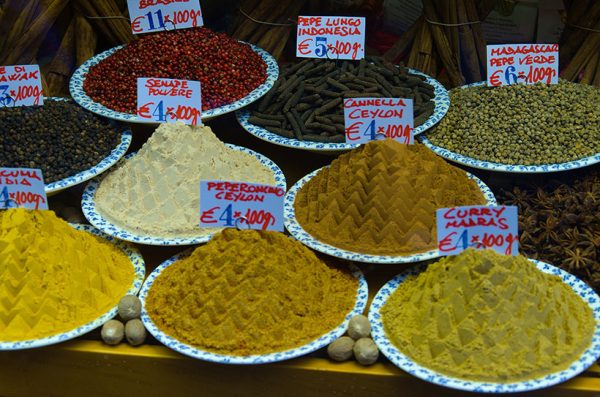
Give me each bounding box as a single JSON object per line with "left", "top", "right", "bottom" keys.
{"left": 128, "top": 0, "right": 203, "bottom": 34}
{"left": 137, "top": 77, "right": 202, "bottom": 124}
{"left": 344, "top": 98, "right": 413, "bottom": 144}
{"left": 0, "top": 65, "right": 43, "bottom": 107}
{"left": 200, "top": 181, "right": 284, "bottom": 231}
{"left": 0, "top": 168, "right": 48, "bottom": 210}
{"left": 436, "top": 205, "right": 518, "bottom": 256}
{"left": 487, "top": 44, "right": 559, "bottom": 86}
{"left": 296, "top": 16, "right": 365, "bottom": 61}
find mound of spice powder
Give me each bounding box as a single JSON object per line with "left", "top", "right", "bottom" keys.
{"left": 145, "top": 229, "right": 358, "bottom": 356}
{"left": 94, "top": 122, "right": 276, "bottom": 238}
{"left": 0, "top": 100, "right": 121, "bottom": 183}
{"left": 294, "top": 140, "right": 487, "bottom": 255}
{"left": 0, "top": 209, "right": 134, "bottom": 341}
{"left": 500, "top": 171, "right": 600, "bottom": 292}
{"left": 83, "top": 27, "right": 267, "bottom": 113}
{"left": 381, "top": 249, "right": 596, "bottom": 382}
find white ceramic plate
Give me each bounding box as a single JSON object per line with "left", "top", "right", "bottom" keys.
{"left": 0, "top": 224, "right": 145, "bottom": 350}
{"left": 81, "top": 145, "right": 286, "bottom": 246}
{"left": 284, "top": 167, "right": 497, "bottom": 264}
{"left": 139, "top": 249, "right": 368, "bottom": 364}
{"left": 369, "top": 259, "right": 600, "bottom": 393}
{"left": 69, "top": 42, "right": 278, "bottom": 123}
{"left": 419, "top": 81, "right": 600, "bottom": 173}
{"left": 236, "top": 69, "right": 450, "bottom": 152}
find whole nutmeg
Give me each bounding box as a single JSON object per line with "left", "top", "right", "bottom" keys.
{"left": 118, "top": 295, "right": 142, "bottom": 321}
{"left": 125, "top": 319, "right": 146, "bottom": 346}
{"left": 347, "top": 315, "right": 371, "bottom": 339}
{"left": 353, "top": 338, "right": 379, "bottom": 365}
{"left": 327, "top": 336, "right": 355, "bottom": 362}
{"left": 101, "top": 319, "right": 124, "bottom": 345}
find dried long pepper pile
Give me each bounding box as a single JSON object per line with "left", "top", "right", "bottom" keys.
{"left": 84, "top": 27, "right": 267, "bottom": 113}
{"left": 249, "top": 57, "right": 436, "bottom": 143}
{"left": 500, "top": 172, "right": 600, "bottom": 291}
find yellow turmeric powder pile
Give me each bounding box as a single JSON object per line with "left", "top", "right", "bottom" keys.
{"left": 145, "top": 229, "right": 358, "bottom": 356}
{"left": 0, "top": 209, "right": 134, "bottom": 341}
{"left": 381, "top": 249, "right": 596, "bottom": 382}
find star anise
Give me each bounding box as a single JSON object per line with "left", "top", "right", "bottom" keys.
{"left": 562, "top": 247, "right": 596, "bottom": 271}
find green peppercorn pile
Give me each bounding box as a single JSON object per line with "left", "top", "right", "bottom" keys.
{"left": 499, "top": 171, "right": 600, "bottom": 292}
{"left": 426, "top": 80, "right": 600, "bottom": 165}
{"left": 0, "top": 101, "right": 121, "bottom": 183}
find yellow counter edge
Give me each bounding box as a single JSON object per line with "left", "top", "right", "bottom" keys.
{"left": 1, "top": 340, "right": 599, "bottom": 397}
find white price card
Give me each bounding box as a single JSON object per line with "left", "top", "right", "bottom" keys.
{"left": 296, "top": 16, "right": 366, "bottom": 60}
{"left": 0, "top": 65, "right": 43, "bottom": 107}
{"left": 0, "top": 168, "right": 48, "bottom": 210}
{"left": 344, "top": 98, "right": 413, "bottom": 144}
{"left": 136, "top": 77, "right": 202, "bottom": 125}
{"left": 487, "top": 44, "right": 559, "bottom": 86}
{"left": 128, "top": 0, "right": 203, "bottom": 34}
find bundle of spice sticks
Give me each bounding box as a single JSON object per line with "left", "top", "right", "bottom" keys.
{"left": 384, "top": 0, "right": 497, "bottom": 88}
{"left": 560, "top": 1, "right": 600, "bottom": 87}
{"left": 0, "top": 0, "right": 133, "bottom": 96}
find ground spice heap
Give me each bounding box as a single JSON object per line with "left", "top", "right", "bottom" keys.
{"left": 0, "top": 100, "right": 121, "bottom": 183}
{"left": 381, "top": 249, "right": 596, "bottom": 382}
{"left": 0, "top": 209, "right": 134, "bottom": 342}
{"left": 145, "top": 229, "right": 357, "bottom": 355}
{"left": 500, "top": 171, "right": 600, "bottom": 292}
{"left": 250, "top": 57, "right": 436, "bottom": 143}
{"left": 426, "top": 80, "right": 600, "bottom": 165}
{"left": 83, "top": 27, "right": 267, "bottom": 113}
{"left": 294, "top": 140, "right": 486, "bottom": 255}
{"left": 94, "top": 122, "right": 276, "bottom": 238}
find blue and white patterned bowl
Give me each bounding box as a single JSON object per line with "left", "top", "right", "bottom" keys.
{"left": 419, "top": 81, "right": 600, "bottom": 173}
{"left": 69, "top": 42, "right": 278, "bottom": 123}
{"left": 284, "top": 166, "right": 496, "bottom": 264}
{"left": 81, "top": 144, "right": 286, "bottom": 246}
{"left": 0, "top": 223, "right": 145, "bottom": 350}
{"left": 235, "top": 68, "right": 450, "bottom": 152}
{"left": 369, "top": 259, "right": 600, "bottom": 393}
{"left": 139, "top": 249, "right": 368, "bottom": 364}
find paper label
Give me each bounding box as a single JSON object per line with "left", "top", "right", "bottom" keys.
{"left": 296, "top": 16, "right": 366, "bottom": 60}
{"left": 137, "top": 77, "right": 202, "bottom": 124}
{"left": 128, "top": 0, "right": 203, "bottom": 34}
{"left": 487, "top": 44, "right": 559, "bottom": 86}
{"left": 199, "top": 181, "right": 284, "bottom": 232}
{"left": 344, "top": 98, "right": 413, "bottom": 144}
{"left": 0, "top": 65, "right": 43, "bottom": 107}
{"left": 0, "top": 168, "right": 48, "bottom": 210}
{"left": 436, "top": 205, "right": 519, "bottom": 256}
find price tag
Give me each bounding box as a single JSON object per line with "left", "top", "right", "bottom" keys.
{"left": 127, "top": 0, "right": 203, "bottom": 34}
{"left": 487, "top": 44, "right": 559, "bottom": 86}
{"left": 344, "top": 98, "right": 413, "bottom": 144}
{"left": 199, "top": 181, "right": 284, "bottom": 232}
{"left": 137, "top": 77, "right": 202, "bottom": 125}
{"left": 0, "top": 65, "right": 43, "bottom": 107}
{"left": 296, "top": 16, "right": 366, "bottom": 60}
{"left": 437, "top": 205, "right": 518, "bottom": 256}
{"left": 0, "top": 168, "right": 48, "bottom": 210}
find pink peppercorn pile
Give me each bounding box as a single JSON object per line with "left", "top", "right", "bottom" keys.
{"left": 83, "top": 27, "right": 267, "bottom": 113}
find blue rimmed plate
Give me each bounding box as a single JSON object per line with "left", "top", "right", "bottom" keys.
{"left": 139, "top": 249, "right": 368, "bottom": 364}
{"left": 0, "top": 223, "right": 145, "bottom": 350}
{"left": 419, "top": 81, "right": 600, "bottom": 173}
{"left": 69, "top": 43, "right": 278, "bottom": 123}
{"left": 236, "top": 69, "right": 449, "bottom": 152}
{"left": 284, "top": 167, "right": 496, "bottom": 264}
{"left": 369, "top": 259, "right": 600, "bottom": 393}
{"left": 81, "top": 144, "right": 286, "bottom": 246}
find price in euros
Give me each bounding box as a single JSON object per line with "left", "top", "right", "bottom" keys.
{"left": 438, "top": 230, "right": 518, "bottom": 256}
{"left": 200, "top": 204, "right": 276, "bottom": 230}
{"left": 345, "top": 120, "right": 412, "bottom": 143}
{"left": 131, "top": 8, "right": 202, "bottom": 33}
{"left": 138, "top": 100, "right": 201, "bottom": 124}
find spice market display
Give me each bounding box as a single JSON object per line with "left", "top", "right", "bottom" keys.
{"left": 1, "top": 1, "right": 600, "bottom": 396}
